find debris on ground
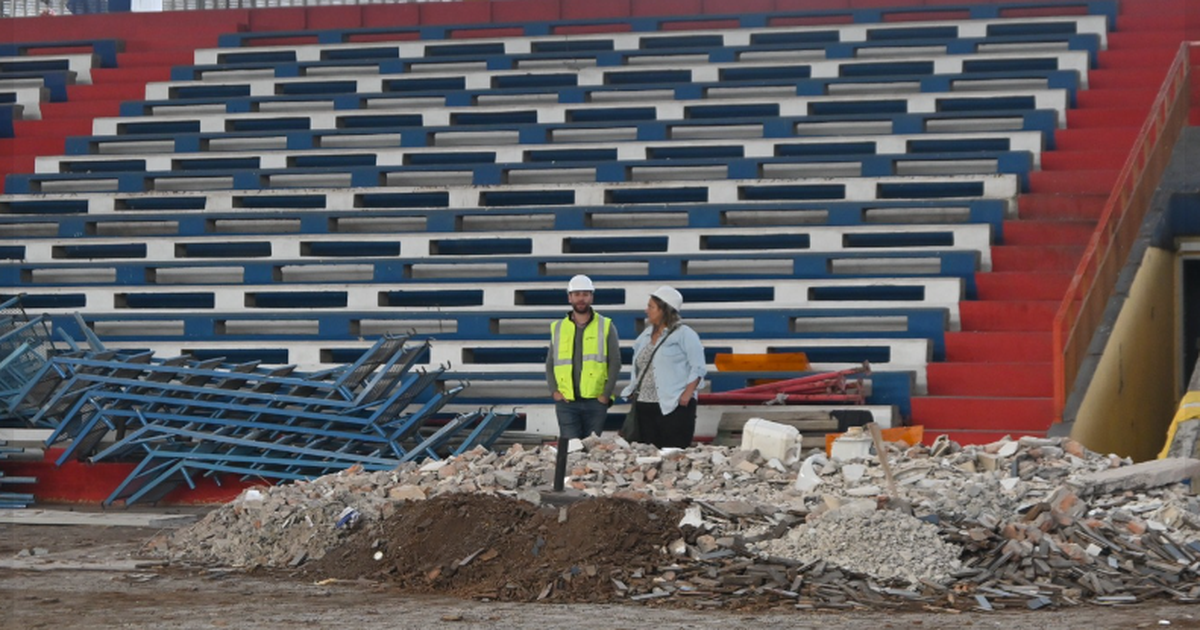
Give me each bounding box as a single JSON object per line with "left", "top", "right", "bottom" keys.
{"left": 152, "top": 435, "right": 1200, "bottom": 610}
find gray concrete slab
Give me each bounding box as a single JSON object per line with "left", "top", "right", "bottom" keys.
{"left": 0, "top": 508, "right": 203, "bottom": 528}
{"left": 1069, "top": 457, "right": 1200, "bottom": 496}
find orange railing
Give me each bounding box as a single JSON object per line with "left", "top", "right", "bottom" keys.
{"left": 1052, "top": 42, "right": 1196, "bottom": 421}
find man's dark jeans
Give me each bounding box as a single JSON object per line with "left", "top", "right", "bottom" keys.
{"left": 554, "top": 398, "right": 608, "bottom": 440}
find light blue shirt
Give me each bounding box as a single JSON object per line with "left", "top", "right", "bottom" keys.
{"left": 621, "top": 324, "right": 707, "bottom": 415}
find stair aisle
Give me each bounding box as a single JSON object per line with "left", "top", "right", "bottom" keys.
{"left": 0, "top": 23, "right": 241, "bottom": 194}
{"left": 910, "top": 0, "right": 1196, "bottom": 445}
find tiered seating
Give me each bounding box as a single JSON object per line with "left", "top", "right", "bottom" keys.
{"left": 0, "top": 40, "right": 119, "bottom": 127}
{"left": 0, "top": 3, "right": 1117, "bottom": 437}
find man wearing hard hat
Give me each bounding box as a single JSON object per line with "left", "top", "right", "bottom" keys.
{"left": 546, "top": 275, "right": 622, "bottom": 440}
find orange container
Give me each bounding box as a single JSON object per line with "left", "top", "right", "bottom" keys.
{"left": 714, "top": 352, "right": 810, "bottom": 372}
{"left": 824, "top": 425, "right": 924, "bottom": 456}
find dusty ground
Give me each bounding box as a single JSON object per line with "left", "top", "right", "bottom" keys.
{"left": 1, "top": 516, "right": 1199, "bottom": 630}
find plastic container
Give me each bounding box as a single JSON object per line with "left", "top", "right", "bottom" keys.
{"left": 740, "top": 418, "right": 800, "bottom": 461}
{"left": 830, "top": 426, "right": 874, "bottom": 461}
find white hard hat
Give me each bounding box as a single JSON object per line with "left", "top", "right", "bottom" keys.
{"left": 566, "top": 274, "right": 595, "bottom": 292}
{"left": 651, "top": 286, "right": 683, "bottom": 313}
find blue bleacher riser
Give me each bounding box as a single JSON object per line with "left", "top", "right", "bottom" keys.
{"left": 63, "top": 109, "right": 1061, "bottom": 156}
{"left": 212, "top": 1, "right": 1116, "bottom": 47}
{"left": 0, "top": 198, "right": 1007, "bottom": 241}
{"left": 4, "top": 150, "right": 1034, "bottom": 194}
{"left": 443, "top": 370, "right": 912, "bottom": 420}
{"left": 172, "top": 31, "right": 1100, "bottom": 83}
{"left": 0, "top": 105, "right": 14, "bottom": 138}
{"left": 6, "top": 251, "right": 980, "bottom": 285}
{"left": 45, "top": 307, "right": 950, "bottom": 362}
{"left": 137, "top": 68, "right": 1081, "bottom": 118}
{"left": 0, "top": 198, "right": 1009, "bottom": 242}
{"left": 0, "top": 39, "right": 121, "bottom": 68}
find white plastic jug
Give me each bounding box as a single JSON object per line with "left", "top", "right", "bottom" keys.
{"left": 740, "top": 418, "right": 799, "bottom": 461}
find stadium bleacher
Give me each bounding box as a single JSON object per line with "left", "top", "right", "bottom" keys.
{"left": 0, "top": 0, "right": 1196, "bottom": 445}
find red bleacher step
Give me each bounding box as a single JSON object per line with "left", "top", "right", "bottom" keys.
{"left": 989, "top": 245, "right": 1083, "bottom": 272}
{"left": 68, "top": 83, "right": 148, "bottom": 101}
{"left": 13, "top": 119, "right": 93, "bottom": 138}
{"left": 1053, "top": 128, "right": 1140, "bottom": 152}
{"left": 1115, "top": 16, "right": 1194, "bottom": 32}
{"left": 1039, "top": 150, "right": 1130, "bottom": 172}
{"left": 1075, "top": 89, "right": 1157, "bottom": 110}
{"left": 40, "top": 100, "right": 126, "bottom": 119}
{"left": 1118, "top": 0, "right": 1187, "bottom": 15}
{"left": 120, "top": 27, "right": 237, "bottom": 53}
{"left": 0, "top": 156, "right": 37, "bottom": 178}
{"left": 1027, "top": 170, "right": 1121, "bottom": 195}
{"left": 944, "top": 331, "right": 1054, "bottom": 362}
{"left": 1016, "top": 194, "right": 1107, "bottom": 220}
{"left": 1106, "top": 32, "right": 1192, "bottom": 50}
{"left": 909, "top": 396, "right": 1056, "bottom": 433}
{"left": 117, "top": 50, "right": 196, "bottom": 68}
{"left": 974, "top": 272, "right": 1072, "bottom": 301}
{"left": 1087, "top": 68, "right": 1172, "bottom": 90}
{"left": 1002, "top": 221, "right": 1096, "bottom": 247}
{"left": 959, "top": 300, "right": 1060, "bottom": 332}
{"left": 0, "top": 136, "right": 65, "bottom": 157}
{"left": 1066, "top": 108, "right": 1153, "bottom": 129}
{"left": 925, "top": 363, "right": 1053, "bottom": 398}
{"left": 1097, "top": 48, "right": 1182, "bottom": 69}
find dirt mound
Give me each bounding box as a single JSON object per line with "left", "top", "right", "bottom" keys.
{"left": 310, "top": 493, "right": 684, "bottom": 602}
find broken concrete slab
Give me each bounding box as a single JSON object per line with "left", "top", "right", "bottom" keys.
{"left": 0, "top": 508, "right": 202, "bottom": 528}
{"left": 1069, "top": 458, "right": 1200, "bottom": 497}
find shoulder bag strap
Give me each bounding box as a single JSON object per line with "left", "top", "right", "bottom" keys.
{"left": 630, "top": 325, "right": 678, "bottom": 397}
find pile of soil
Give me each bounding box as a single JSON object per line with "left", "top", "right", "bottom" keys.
{"left": 310, "top": 493, "right": 685, "bottom": 603}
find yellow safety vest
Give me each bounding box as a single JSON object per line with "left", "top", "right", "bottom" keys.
{"left": 551, "top": 313, "right": 611, "bottom": 401}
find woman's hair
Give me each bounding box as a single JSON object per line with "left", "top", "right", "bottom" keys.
{"left": 651, "top": 296, "right": 682, "bottom": 330}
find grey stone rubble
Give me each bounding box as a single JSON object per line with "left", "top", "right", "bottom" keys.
{"left": 753, "top": 508, "right": 964, "bottom": 585}
{"left": 154, "top": 434, "right": 1200, "bottom": 607}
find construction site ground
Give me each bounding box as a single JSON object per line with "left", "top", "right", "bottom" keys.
{"left": 2, "top": 513, "right": 1198, "bottom": 630}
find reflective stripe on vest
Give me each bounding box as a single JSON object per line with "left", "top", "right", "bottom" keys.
{"left": 551, "top": 314, "right": 610, "bottom": 401}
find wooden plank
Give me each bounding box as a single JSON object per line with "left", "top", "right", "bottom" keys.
{"left": 716, "top": 411, "right": 836, "bottom": 433}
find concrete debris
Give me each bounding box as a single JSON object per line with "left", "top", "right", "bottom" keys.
{"left": 156, "top": 435, "right": 1200, "bottom": 607}
{"left": 755, "top": 508, "right": 963, "bottom": 585}
{"left": 1069, "top": 458, "right": 1200, "bottom": 497}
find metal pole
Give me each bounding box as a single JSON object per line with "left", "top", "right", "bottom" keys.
{"left": 552, "top": 436, "right": 568, "bottom": 492}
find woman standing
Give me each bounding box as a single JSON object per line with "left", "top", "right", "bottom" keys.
{"left": 621, "top": 286, "right": 707, "bottom": 448}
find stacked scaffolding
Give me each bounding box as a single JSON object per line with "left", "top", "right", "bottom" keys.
{"left": 0, "top": 295, "right": 515, "bottom": 505}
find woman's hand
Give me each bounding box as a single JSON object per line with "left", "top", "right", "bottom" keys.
{"left": 678, "top": 391, "right": 692, "bottom": 406}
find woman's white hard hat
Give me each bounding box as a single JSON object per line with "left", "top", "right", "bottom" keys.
{"left": 651, "top": 285, "right": 683, "bottom": 313}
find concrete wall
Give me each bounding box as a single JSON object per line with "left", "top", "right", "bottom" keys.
{"left": 1072, "top": 246, "right": 1179, "bottom": 460}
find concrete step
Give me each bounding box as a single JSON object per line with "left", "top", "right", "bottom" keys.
{"left": 1028, "top": 170, "right": 1121, "bottom": 196}
{"left": 989, "top": 245, "right": 1083, "bottom": 272}
{"left": 909, "top": 395, "right": 1056, "bottom": 433}
{"left": 959, "top": 300, "right": 1060, "bottom": 332}
{"left": 943, "top": 331, "right": 1054, "bottom": 362}
{"left": 974, "top": 272, "right": 1072, "bottom": 301}
{"left": 1002, "top": 221, "right": 1096, "bottom": 247}
{"left": 925, "top": 362, "right": 1054, "bottom": 397}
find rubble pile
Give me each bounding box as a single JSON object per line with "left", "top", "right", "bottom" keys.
{"left": 155, "top": 434, "right": 1200, "bottom": 609}
{"left": 755, "top": 508, "right": 963, "bottom": 585}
